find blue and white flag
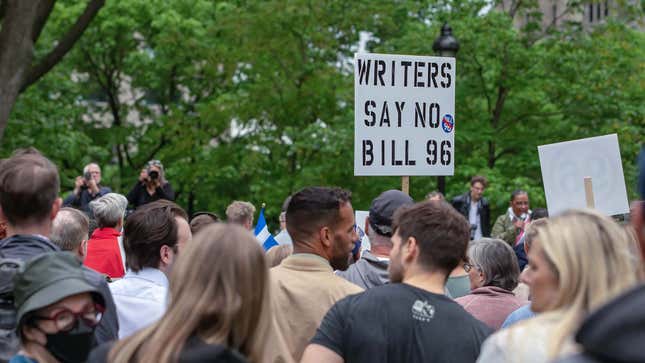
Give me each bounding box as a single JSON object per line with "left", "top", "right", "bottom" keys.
{"left": 254, "top": 208, "right": 279, "bottom": 251}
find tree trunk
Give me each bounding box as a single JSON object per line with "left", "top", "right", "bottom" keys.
{"left": 0, "top": 0, "right": 105, "bottom": 143}
{"left": 0, "top": 1, "right": 41, "bottom": 142}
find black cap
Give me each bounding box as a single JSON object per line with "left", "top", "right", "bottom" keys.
{"left": 369, "top": 190, "right": 414, "bottom": 236}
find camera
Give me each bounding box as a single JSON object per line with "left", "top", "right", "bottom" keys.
{"left": 84, "top": 171, "right": 92, "bottom": 181}
{"left": 148, "top": 170, "right": 159, "bottom": 180}
{"left": 470, "top": 224, "right": 477, "bottom": 240}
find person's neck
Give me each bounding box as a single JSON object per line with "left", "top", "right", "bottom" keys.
{"left": 403, "top": 267, "right": 447, "bottom": 295}
{"left": 292, "top": 243, "right": 329, "bottom": 261}
{"left": 7, "top": 224, "right": 50, "bottom": 239}
{"left": 470, "top": 194, "right": 480, "bottom": 203}
{"left": 369, "top": 244, "right": 391, "bottom": 258}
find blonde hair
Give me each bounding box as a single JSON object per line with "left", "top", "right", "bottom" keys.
{"left": 266, "top": 244, "right": 293, "bottom": 267}
{"left": 535, "top": 209, "right": 639, "bottom": 357}
{"left": 109, "top": 224, "right": 271, "bottom": 363}
{"left": 226, "top": 201, "right": 256, "bottom": 226}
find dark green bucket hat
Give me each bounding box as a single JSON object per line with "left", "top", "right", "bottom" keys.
{"left": 13, "top": 252, "right": 104, "bottom": 326}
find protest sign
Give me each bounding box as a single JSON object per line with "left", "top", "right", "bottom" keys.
{"left": 354, "top": 53, "right": 456, "bottom": 176}
{"left": 538, "top": 134, "right": 629, "bottom": 216}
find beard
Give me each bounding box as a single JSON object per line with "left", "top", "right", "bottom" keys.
{"left": 330, "top": 252, "right": 351, "bottom": 271}
{"left": 388, "top": 247, "right": 404, "bottom": 283}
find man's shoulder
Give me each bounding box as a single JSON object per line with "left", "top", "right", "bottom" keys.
{"left": 451, "top": 192, "right": 468, "bottom": 204}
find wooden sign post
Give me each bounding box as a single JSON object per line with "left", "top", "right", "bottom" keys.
{"left": 402, "top": 176, "right": 410, "bottom": 195}
{"left": 584, "top": 176, "right": 595, "bottom": 208}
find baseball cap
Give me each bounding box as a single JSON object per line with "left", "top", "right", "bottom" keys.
{"left": 369, "top": 190, "right": 414, "bottom": 236}
{"left": 13, "top": 252, "right": 104, "bottom": 326}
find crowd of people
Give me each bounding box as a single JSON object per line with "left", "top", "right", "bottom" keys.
{"left": 0, "top": 146, "right": 644, "bottom": 363}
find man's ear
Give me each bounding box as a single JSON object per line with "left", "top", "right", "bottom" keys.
{"left": 78, "top": 239, "right": 88, "bottom": 259}
{"left": 402, "top": 236, "right": 419, "bottom": 264}
{"left": 50, "top": 198, "right": 62, "bottom": 221}
{"left": 159, "top": 245, "right": 173, "bottom": 266}
{"left": 319, "top": 226, "right": 332, "bottom": 248}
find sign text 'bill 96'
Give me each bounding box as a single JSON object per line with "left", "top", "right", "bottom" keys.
{"left": 354, "top": 53, "right": 455, "bottom": 176}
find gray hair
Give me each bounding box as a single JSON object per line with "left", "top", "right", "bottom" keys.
{"left": 51, "top": 207, "right": 89, "bottom": 251}
{"left": 83, "top": 162, "right": 100, "bottom": 174}
{"left": 468, "top": 238, "right": 520, "bottom": 291}
{"left": 226, "top": 201, "right": 256, "bottom": 225}
{"left": 90, "top": 193, "right": 128, "bottom": 228}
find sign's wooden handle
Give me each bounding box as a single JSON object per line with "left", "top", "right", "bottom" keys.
{"left": 584, "top": 177, "right": 595, "bottom": 208}
{"left": 402, "top": 176, "right": 410, "bottom": 195}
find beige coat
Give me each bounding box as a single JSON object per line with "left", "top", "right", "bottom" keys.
{"left": 266, "top": 254, "right": 363, "bottom": 363}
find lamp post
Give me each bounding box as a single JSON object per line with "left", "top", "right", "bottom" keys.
{"left": 432, "top": 23, "right": 459, "bottom": 194}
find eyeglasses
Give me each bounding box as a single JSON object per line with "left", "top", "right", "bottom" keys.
{"left": 32, "top": 303, "right": 105, "bottom": 332}
{"left": 463, "top": 262, "right": 474, "bottom": 273}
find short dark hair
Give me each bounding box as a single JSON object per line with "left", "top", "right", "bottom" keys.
{"left": 123, "top": 200, "right": 188, "bottom": 271}
{"left": 510, "top": 189, "right": 528, "bottom": 201}
{"left": 471, "top": 175, "right": 488, "bottom": 188}
{"left": 0, "top": 148, "right": 60, "bottom": 226}
{"left": 393, "top": 201, "right": 470, "bottom": 274}
{"left": 286, "top": 187, "right": 352, "bottom": 244}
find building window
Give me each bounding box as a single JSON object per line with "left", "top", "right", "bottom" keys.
{"left": 588, "top": 4, "right": 594, "bottom": 23}
{"left": 596, "top": 3, "right": 601, "bottom": 20}
{"left": 604, "top": 1, "right": 609, "bottom": 17}
{"left": 552, "top": 3, "right": 558, "bottom": 23}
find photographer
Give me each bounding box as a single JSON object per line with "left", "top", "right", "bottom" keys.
{"left": 63, "top": 163, "right": 112, "bottom": 214}
{"left": 126, "top": 160, "right": 175, "bottom": 209}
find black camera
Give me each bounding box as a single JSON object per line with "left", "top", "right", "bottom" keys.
{"left": 84, "top": 171, "right": 92, "bottom": 181}
{"left": 148, "top": 170, "right": 159, "bottom": 180}
{"left": 470, "top": 224, "right": 477, "bottom": 240}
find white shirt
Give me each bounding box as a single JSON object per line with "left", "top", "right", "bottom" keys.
{"left": 469, "top": 200, "right": 483, "bottom": 240}
{"left": 109, "top": 267, "right": 169, "bottom": 338}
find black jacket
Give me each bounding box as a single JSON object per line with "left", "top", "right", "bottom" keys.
{"left": 554, "top": 284, "right": 645, "bottom": 363}
{"left": 450, "top": 192, "right": 491, "bottom": 237}
{"left": 126, "top": 181, "right": 175, "bottom": 209}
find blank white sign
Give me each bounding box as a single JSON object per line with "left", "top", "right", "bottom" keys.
{"left": 538, "top": 134, "right": 629, "bottom": 216}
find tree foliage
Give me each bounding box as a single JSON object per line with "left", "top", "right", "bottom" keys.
{"left": 2, "top": 0, "right": 643, "bottom": 225}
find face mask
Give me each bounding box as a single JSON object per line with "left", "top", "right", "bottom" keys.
{"left": 44, "top": 319, "right": 96, "bottom": 363}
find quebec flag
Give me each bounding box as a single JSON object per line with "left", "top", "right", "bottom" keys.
{"left": 254, "top": 208, "right": 279, "bottom": 251}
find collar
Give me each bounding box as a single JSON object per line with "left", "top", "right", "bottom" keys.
{"left": 470, "top": 285, "right": 515, "bottom": 295}
{"left": 280, "top": 253, "right": 332, "bottom": 272}
{"left": 90, "top": 227, "right": 122, "bottom": 239}
{"left": 508, "top": 207, "right": 532, "bottom": 220}
{"left": 124, "top": 267, "right": 169, "bottom": 287}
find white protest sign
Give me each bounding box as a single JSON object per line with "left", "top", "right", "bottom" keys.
{"left": 354, "top": 53, "right": 456, "bottom": 176}
{"left": 538, "top": 134, "right": 629, "bottom": 216}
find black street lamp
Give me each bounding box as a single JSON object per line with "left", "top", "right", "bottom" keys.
{"left": 432, "top": 23, "right": 459, "bottom": 194}
{"left": 433, "top": 23, "right": 460, "bottom": 57}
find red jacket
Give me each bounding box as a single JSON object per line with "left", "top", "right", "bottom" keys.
{"left": 85, "top": 227, "right": 125, "bottom": 278}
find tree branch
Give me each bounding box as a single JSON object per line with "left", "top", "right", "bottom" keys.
{"left": 20, "top": 0, "right": 105, "bottom": 92}
{"left": 30, "top": 0, "right": 55, "bottom": 43}
{"left": 471, "top": 53, "right": 492, "bottom": 114}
